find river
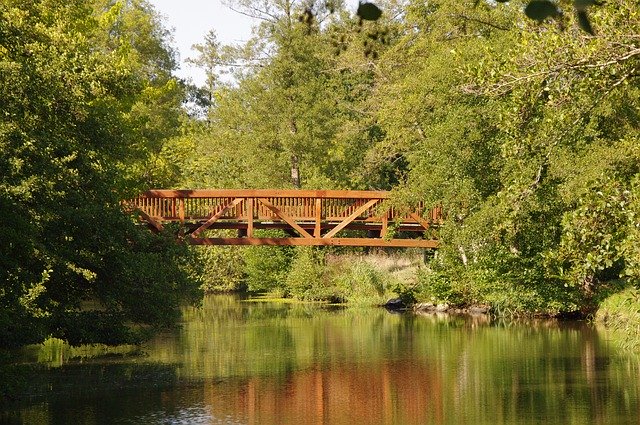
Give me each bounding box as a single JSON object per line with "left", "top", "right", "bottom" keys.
{"left": 2, "top": 295, "right": 640, "bottom": 424}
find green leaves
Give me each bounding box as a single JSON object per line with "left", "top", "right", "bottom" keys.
{"left": 0, "top": 0, "right": 196, "bottom": 346}
{"left": 574, "top": 0, "right": 599, "bottom": 8}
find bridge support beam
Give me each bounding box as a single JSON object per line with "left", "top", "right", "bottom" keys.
{"left": 126, "top": 189, "right": 441, "bottom": 249}
{"left": 188, "top": 237, "right": 439, "bottom": 248}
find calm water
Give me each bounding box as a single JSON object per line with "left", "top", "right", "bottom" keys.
{"left": 2, "top": 295, "right": 640, "bottom": 425}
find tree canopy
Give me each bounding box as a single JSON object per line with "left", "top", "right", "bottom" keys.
{"left": 0, "top": 0, "right": 197, "bottom": 347}
{"left": 168, "top": 0, "right": 639, "bottom": 313}
{"left": 1, "top": 0, "right": 638, "bottom": 348}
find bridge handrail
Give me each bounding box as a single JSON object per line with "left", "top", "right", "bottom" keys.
{"left": 126, "top": 189, "right": 441, "bottom": 248}
{"left": 129, "top": 189, "right": 439, "bottom": 222}
{"left": 141, "top": 189, "right": 390, "bottom": 199}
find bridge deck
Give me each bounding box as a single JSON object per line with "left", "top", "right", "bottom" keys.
{"left": 127, "top": 189, "right": 440, "bottom": 248}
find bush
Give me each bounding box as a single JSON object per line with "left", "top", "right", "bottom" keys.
{"left": 192, "top": 244, "right": 246, "bottom": 293}
{"left": 242, "top": 231, "right": 294, "bottom": 294}
{"left": 285, "top": 247, "right": 329, "bottom": 300}
{"left": 596, "top": 286, "right": 640, "bottom": 352}
{"left": 414, "top": 255, "right": 583, "bottom": 316}
{"left": 333, "top": 258, "right": 392, "bottom": 306}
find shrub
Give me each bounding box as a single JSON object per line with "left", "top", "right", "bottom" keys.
{"left": 285, "top": 247, "right": 329, "bottom": 300}
{"left": 242, "top": 231, "right": 294, "bottom": 294}
{"left": 192, "top": 244, "right": 246, "bottom": 293}
{"left": 334, "top": 258, "right": 391, "bottom": 306}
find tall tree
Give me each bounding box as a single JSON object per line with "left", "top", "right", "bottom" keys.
{"left": 377, "top": 0, "right": 640, "bottom": 312}
{"left": 0, "top": 0, "right": 195, "bottom": 346}
{"left": 169, "top": 0, "right": 396, "bottom": 190}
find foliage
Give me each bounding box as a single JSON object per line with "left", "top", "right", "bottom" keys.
{"left": 355, "top": 0, "right": 602, "bottom": 34}
{"left": 285, "top": 247, "right": 329, "bottom": 300}
{"left": 242, "top": 231, "right": 295, "bottom": 295}
{"left": 546, "top": 174, "right": 640, "bottom": 295}
{"left": 331, "top": 255, "right": 396, "bottom": 305}
{"left": 162, "top": 0, "right": 399, "bottom": 191}
{"left": 193, "top": 242, "right": 246, "bottom": 293}
{"left": 596, "top": 286, "right": 640, "bottom": 352}
{"left": 368, "top": 0, "right": 639, "bottom": 314}
{"left": 0, "top": 0, "right": 197, "bottom": 347}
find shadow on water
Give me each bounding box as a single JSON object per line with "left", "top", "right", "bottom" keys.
{"left": 2, "top": 294, "right": 640, "bottom": 425}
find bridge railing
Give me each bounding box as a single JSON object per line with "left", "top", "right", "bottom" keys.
{"left": 126, "top": 189, "right": 441, "bottom": 248}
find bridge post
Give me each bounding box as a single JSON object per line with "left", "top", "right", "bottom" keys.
{"left": 381, "top": 213, "right": 388, "bottom": 238}
{"left": 314, "top": 198, "right": 322, "bottom": 238}
{"left": 246, "top": 197, "right": 254, "bottom": 238}
{"left": 128, "top": 189, "right": 441, "bottom": 248}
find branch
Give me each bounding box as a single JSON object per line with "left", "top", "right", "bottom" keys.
{"left": 479, "top": 47, "right": 640, "bottom": 96}
{"left": 225, "top": 4, "right": 280, "bottom": 22}
{"left": 450, "top": 14, "right": 511, "bottom": 31}
{"left": 568, "top": 48, "right": 640, "bottom": 70}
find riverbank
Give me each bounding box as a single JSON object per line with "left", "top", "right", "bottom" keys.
{"left": 198, "top": 246, "right": 638, "bottom": 322}
{"left": 595, "top": 287, "right": 640, "bottom": 352}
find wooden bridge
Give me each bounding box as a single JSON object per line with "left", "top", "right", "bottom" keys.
{"left": 127, "top": 189, "right": 441, "bottom": 248}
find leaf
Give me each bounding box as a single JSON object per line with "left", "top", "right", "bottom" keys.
{"left": 524, "top": 0, "right": 560, "bottom": 21}
{"left": 495, "top": 0, "right": 510, "bottom": 2}
{"left": 576, "top": 10, "right": 595, "bottom": 34}
{"left": 357, "top": 2, "right": 382, "bottom": 21}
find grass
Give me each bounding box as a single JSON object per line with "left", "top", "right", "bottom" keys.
{"left": 595, "top": 286, "right": 640, "bottom": 352}
{"left": 241, "top": 250, "right": 426, "bottom": 307}
{"left": 325, "top": 251, "right": 424, "bottom": 306}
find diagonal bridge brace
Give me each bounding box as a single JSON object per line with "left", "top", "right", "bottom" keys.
{"left": 191, "top": 198, "right": 244, "bottom": 238}
{"left": 136, "top": 209, "right": 165, "bottom": 232}
{"left": 323, "top": 199, "right": 380, "bottom": 239}
{"left": 257, "top": 198, "right": 313, "bottom": 239}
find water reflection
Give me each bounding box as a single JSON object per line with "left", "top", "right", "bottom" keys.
{"left": 2, "top": 295, "right": 640, "bottom": 425}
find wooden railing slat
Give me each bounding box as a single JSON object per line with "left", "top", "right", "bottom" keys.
{"left": 127, "top": 189, "right": 441, "bottom": 247}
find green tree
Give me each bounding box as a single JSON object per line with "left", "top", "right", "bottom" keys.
{"left": 387, "top": 0, "right": 640, "bottom": 312}
{"left": 167, "top": 0, "right": 392, "bottom": 190}
{"left": 0, "top": 0, "right": 196, "bottom": 347}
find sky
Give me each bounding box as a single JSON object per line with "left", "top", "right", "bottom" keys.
{"left": 149, "top": 0, "right": 257, "bottom": 86}
{"left": 149, "top": 0, "right": 363, "bottom": 86}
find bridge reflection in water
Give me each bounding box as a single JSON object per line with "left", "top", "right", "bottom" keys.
{"left": 202, "top": 363, "right": 445, "bottom": 425}
{"left": 127, "top": 189, "right": 441, "bottom": 248}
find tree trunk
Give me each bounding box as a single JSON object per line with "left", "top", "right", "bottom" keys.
{"left": 458, "top": 245, "right": 468, "bottom": 266}
{"left": 289, "top": 118, "right": 300, "bottom": 188}
{"left": 290, "top": 154, "right": 301, "bottom": 189}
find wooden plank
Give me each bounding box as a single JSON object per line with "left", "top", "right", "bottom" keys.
{"left": 192, "top": 198, "right": 244, "bottom": 237}
{"left": 323, "top": 199, "right": 380, "bottom": 239}
{"left": 246, "top": 197, "right": 254, "bottom": 238}
{"left": 142, "top": 189, "right": 390, "bottom": 199}
{"left": 408, "top": 212, "right": 432, "bottom": 231}
{"left": 179, "top": 198, "right": 185, "bottom": 223}
{"left": 181, "top": 222, "right": 426, "bottom": 232}
{"left": 189, "top": 237, "right": 439, "bottom": 248}
{"left": 381, "top": 213, "right": 388, "bottom": 238}
{"left": 314, "top": 198, "right": 322, "bottom": 238}
{"left": 136, "top": 209, "right": 164, "bottom": 232}
{"left": 257, "top": 198, "right": 313, "bottom": 239}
